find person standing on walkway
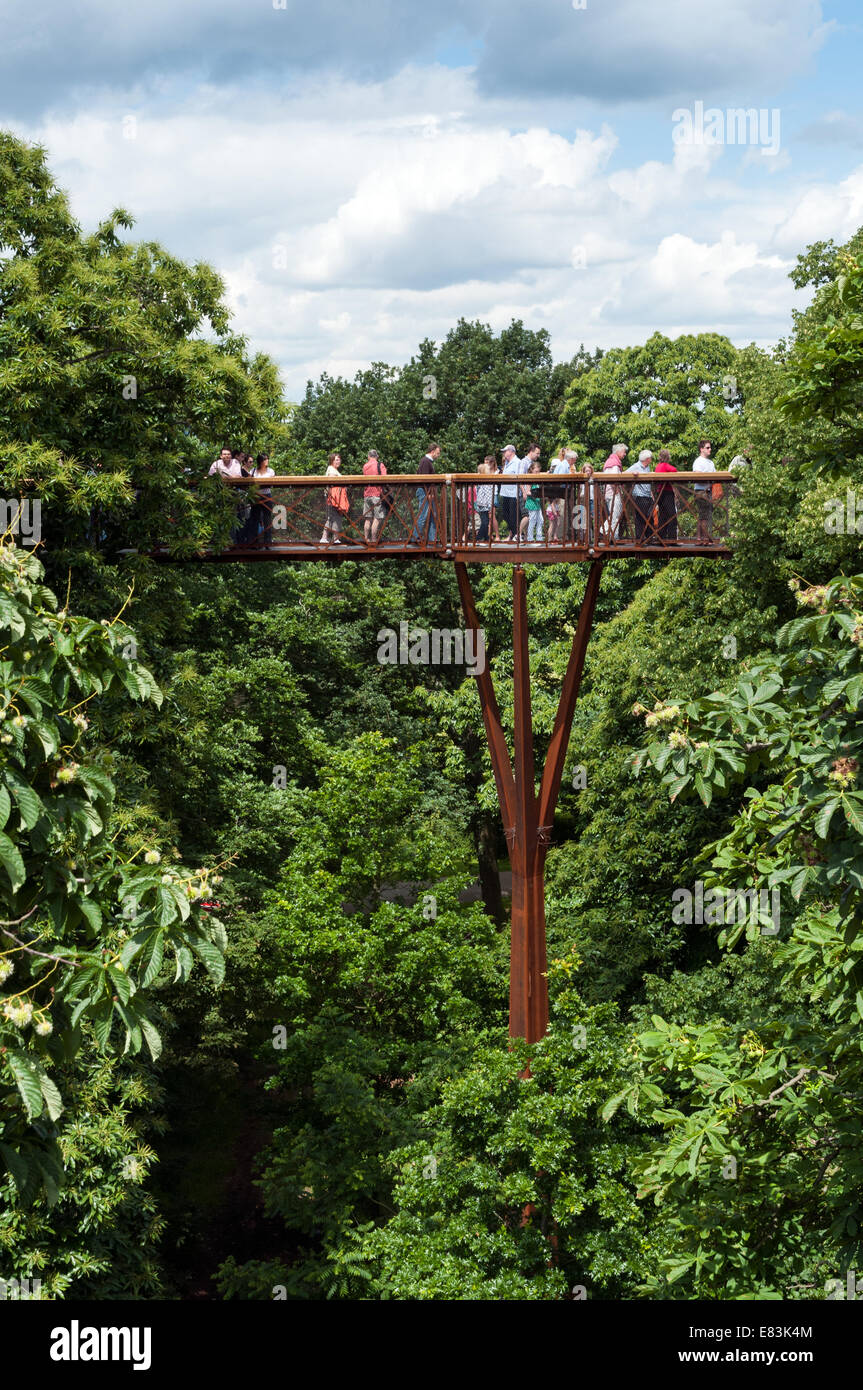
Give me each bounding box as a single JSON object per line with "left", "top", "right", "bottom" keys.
{"left": 561, "top": 448, "right": 579, "bottom": 540}
{"left": 601, "top": 443, "right": 628, "bottom": 542}
{"left": 408, "top": 443, "right": 441, "bottom": 544}
{"left": 247, "top": 453, "right": 275, "bottom": 547}
{"left": 497, "top": 443, "right": 522, "bottom": 540}
{"left": 546, "top": 446, "right": 570, "bottom": 543}
{"left": 625, "top": 448, "right": 655, "bottom": 543}
{"left": 575, "top": 461, "right": 595, "bottom": 545}
{"left": 208, "top": 446, "right": 246, "bottom": 541}
{"left": 475, "top": 458, "right": 496, "bottom": 543}
{"left": 654, "top": 448, "right": 678, "bottom": 543}
{"left": 208, "top": 447, "right": 241, "bottom": 478}
{"left": 692, "top": 438, "right": 716, "bottom": 543}
{"left": 320, "top": 452, "right": 348, "bottom": 546}
{"left": 362, "top": 448, "right": 388, "bottom": 545}
{"left": 519, "top": 458, "right": 544, "bottom": 544}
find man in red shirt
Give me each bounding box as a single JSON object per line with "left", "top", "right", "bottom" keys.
{"left": 362, "top": 448, "right": 388, "bottom": 544}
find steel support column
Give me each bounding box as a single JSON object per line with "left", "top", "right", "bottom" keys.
{"left": 455, "top": 559, "right": 604, "bottom": 1045}
{"left": 510, "top": 565, "right": 547, "bottom": 1043}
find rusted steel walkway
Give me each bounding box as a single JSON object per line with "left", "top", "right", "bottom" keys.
{"left": 152, "top": 472, "right": 733, "bottom": 563}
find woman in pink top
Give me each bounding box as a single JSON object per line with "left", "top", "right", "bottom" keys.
{"left": 601, "top": 443, "right": 628, "bottom": 542}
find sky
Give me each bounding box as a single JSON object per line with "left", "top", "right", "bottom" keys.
{"left": 2, "top": 0, "right": 863, "bottom": 400}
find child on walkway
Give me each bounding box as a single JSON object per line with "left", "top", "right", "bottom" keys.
{"left": 519, "top": 459, "right": 544, "bottom": 544}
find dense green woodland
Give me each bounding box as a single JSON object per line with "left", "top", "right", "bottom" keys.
{"left": 1, "top": 132, "right": 862, "bottom": 1299}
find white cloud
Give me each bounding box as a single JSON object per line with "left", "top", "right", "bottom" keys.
{"left": 773, "top": 167, "right": 863, "bottom": 251}
{"left": 628, "top": 232, "right": 791, "bottom": 320}
{"left": 0, "top": 0, "right": 829, "bottom": 117}
{"left": 9, "top": 54, "right": 862, "bottom": 399}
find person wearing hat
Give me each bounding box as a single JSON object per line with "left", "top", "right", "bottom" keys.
{"left": 499, "top": 442, "right": 534, "bottom": 541}
{"left": 497, "top": 443, "right": 520, "bottom": 541}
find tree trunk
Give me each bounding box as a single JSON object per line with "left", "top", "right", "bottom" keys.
{"left": 473, "top": 809, "right": 505, "bottom": 926}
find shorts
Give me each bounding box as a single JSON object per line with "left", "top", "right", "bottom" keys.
{"left": 325, "top": 505, "right": 344, "bottom": 531}
{"left": 696, "top": 493, "right": 713, "bottom": 524}
{"left": 363, "top": 498, "right": 386, "bottom": 520}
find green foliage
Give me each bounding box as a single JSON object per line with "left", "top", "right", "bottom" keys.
{"left": 623, "top": 572, "right": 863, "bottom": 1297}
{"left": 558, "top": 331, "right": 741, "bottom": 466}
{"left": 237, "top": 736, "right": 506, "bottom": 1290}
{"left": 779, "top": 246, "right": 863, "bottom": 468}
{"left": 357, "top": 955, "right": 648, "bottom": 1300}
{"left": 0, "top": 1051, "right": 166, "bottom": 1298}
{"left": 0, "top": 131, "right": 290, "bottom": 563}
{"left": 0, "top": 543, "right": 225, "bottom": 1201}
{"left": 6, "top": 127, "right": 863, "bottom": 1305}
{"left": 290, "top": 318, "right": 585, "bottom": 473}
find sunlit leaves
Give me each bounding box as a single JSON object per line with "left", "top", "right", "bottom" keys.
{"left": 0, "top": 545, "right": 226, "bottom": 1201}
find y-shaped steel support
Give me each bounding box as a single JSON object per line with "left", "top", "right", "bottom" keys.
{"left": 455, "top": 559, "right": 604, "bottom": 1042}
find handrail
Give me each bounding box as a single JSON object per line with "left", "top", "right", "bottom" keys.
{"left": 146, "top": 470, "right": 739, "bottom": 560}
{"left": 219, "top": 471, "right": 736, "bottom": 484}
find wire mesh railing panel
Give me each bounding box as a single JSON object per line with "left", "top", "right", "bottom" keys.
{"left": 157, "top": 473, "right": 735, "bottom": 557}
{"left": 221, "top": 478, "right": 449, "bottom": 552}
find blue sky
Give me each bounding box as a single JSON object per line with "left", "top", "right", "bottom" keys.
{"left": 1, "top": 0, "right": 861, "bottom": 399}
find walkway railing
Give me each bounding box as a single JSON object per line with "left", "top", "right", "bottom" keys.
{"left": 153, "top": 472, "right": 736, "bottom": 560}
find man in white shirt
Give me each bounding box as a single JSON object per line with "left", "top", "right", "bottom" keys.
{"left": 208, "top": 447, "right": 243, "bottom": 478}
{"left": 692, "top": 439, "right": 716, "bottom": 543}
{"left": 499, "top": 442, "right": 537, "bottom": 541}
{"left": 625, "top": 448, "right": 655, "bottom": 543}
{"left": 208, "top": 446, "right": 246, "bottom": 542}
{"left": 498, "top": 443, "right": 521, "bottom": 540}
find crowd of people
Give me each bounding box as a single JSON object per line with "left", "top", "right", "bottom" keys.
{"left": 451, "top": 438, "right": 725, "bottom": 547}
{"left": 208, "top": 447, "right": 275, "bottom": 546}
{"left": 207, "top": 438, "right": 733, "bottom": 549}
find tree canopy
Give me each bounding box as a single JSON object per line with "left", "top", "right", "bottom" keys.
{"left": 2, "top": 130, "right": 862, "bottom": 1305}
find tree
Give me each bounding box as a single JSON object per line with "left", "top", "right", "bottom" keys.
{"left": 778, "top": 246, "right": 863, "bottom": 472}
{"left": 357, "top": 955, "right": 649, "bottom": 1301}
{"left": 618, "top": 572, "right": 863, "bottom": 1297}
{"left": 214, "top": 733, "right": 509, "bottom": 1297}
{"left": 0, "top": 131, "right": 290, "bottom": 565}
{"left": 289, "top": 319, "right": 579, "bottom": 475}
{"left": 558, "top": 331, "right": 741, "bottom": 466}
{"left": 0, "top": 542, "right": 227, "bottom": 1206}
